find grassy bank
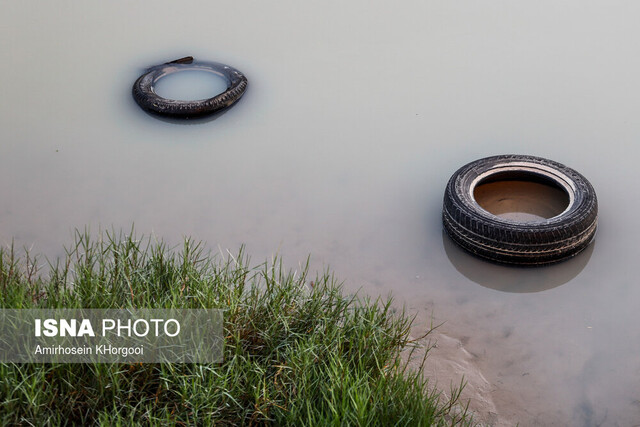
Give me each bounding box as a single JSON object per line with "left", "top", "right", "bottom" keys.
{"left": 0, "top": 231, "right": 469, "bottom": 425}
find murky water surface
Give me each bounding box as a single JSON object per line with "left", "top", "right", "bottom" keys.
{"left": 474, "top": 179, "right": 570, "bottom": 222}
{"left": 154, "top": 70, "right": 229, "bottom": 101}
{"left": 2, "top": 2, "right": 640, "bottom": 425}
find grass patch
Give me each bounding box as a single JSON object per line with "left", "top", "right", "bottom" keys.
{"left": 0, "top": 230, "right": 470, "bottom": 425}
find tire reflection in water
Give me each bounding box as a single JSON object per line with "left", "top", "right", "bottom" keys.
{"left": 441, "top": 230, "right": 595, "bottom": 293}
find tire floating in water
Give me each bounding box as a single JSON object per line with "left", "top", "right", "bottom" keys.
{"left": 442, "top": 154, "right": 598, "bottom": 266}
{"left": 132, "top": 56, "right": 248, "bottom": 118}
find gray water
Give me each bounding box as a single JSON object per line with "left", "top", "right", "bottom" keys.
{"left": 2, "top": 1, "right": 639, "bottom": 425}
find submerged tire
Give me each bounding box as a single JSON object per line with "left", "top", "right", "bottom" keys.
{"left": 442, "top": 155, "right": 598, "bottom": 266}
{"left": 132, "top": 56, "right": 248, "bottom": 118}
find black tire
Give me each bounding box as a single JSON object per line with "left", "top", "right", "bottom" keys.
{"left": 132, "top": 56, "right": 248, "bottom": 119}
{"left": 442, "top": 154, "right": 598, "bottom": 266}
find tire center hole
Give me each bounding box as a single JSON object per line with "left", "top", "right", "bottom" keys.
{"left": 153, "top": 70, "right": 228, "bottom": 101}
{"left": 473, "top": 171, "right": 570, "bottom": 222}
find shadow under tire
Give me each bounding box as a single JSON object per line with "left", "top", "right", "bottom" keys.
{"left": 442, "top": 154, "right": 598, "bottom": 266}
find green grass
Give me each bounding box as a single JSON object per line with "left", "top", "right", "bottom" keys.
{"left": 0, "top": 230, "right": 470, "bottom": 426}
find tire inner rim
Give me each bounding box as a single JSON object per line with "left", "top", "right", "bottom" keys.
{"left": 469, "top": 162, "right": 576, "bottom": 223}
{"left": 132, "top": 56, "right": 248, "bottom": 118}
